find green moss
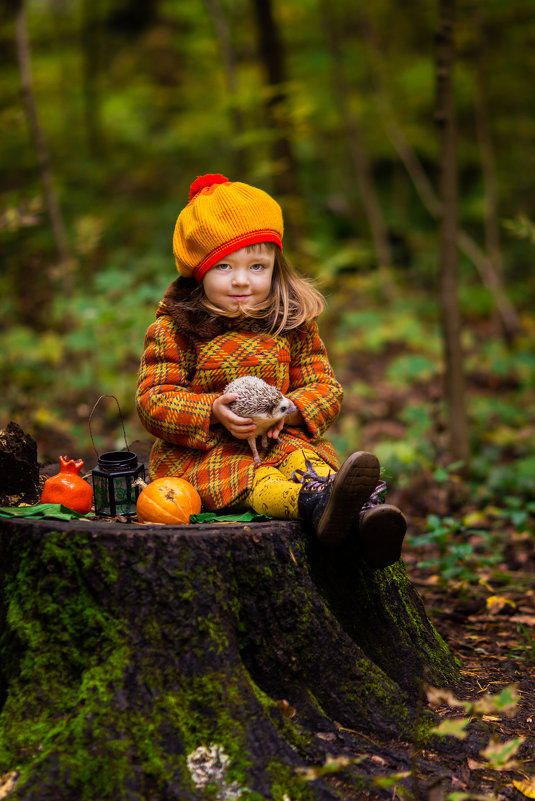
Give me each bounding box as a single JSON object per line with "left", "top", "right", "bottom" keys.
{"left": 372, "top": 563, "right": 459, "bottom": 682}
{"left": 1, "top": 638, "right": 136, "bottom": 796}
{"left": 267, "top": 761, "right": 316, "bottom": 801}
{"left": 0, "top": 522, "right": 457, "bottom": 800}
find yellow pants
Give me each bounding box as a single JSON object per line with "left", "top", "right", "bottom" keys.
{"left": 245, "top": 450, "right": 334, "bottom": 519}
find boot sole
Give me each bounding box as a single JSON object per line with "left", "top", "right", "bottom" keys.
{"left": 316, "top": 452, "right": 380, "bottom": 545}
{"left": 359, "top": 504, "right": 407, "bottom": 569}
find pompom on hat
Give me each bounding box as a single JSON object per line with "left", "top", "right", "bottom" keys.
{"left": 173, "top": 173, "right": 284, "bottom": 282}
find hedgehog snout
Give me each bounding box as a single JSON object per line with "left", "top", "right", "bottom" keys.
{"left": 278, "top": 400, "right": 298, "bottom": 415}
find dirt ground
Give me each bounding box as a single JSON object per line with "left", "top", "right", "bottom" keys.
{"left": 315, "top": 518, "right": 535, "bottom": 800}
{"left": 366, "top": 496, "right": 535, "bottom": 801}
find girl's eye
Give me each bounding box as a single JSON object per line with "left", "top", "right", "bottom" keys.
{"left": 216, "top": 263, "right": 231, "bottom": 271}
{"left": 250, "top": 263, "right": 265, "bottom": 271}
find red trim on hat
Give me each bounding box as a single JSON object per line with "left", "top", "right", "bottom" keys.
{"left": 193, "top": 230, "right": 283, "bottom": 282}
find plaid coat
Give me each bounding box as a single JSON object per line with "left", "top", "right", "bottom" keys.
{"left": 136, "top": 284, "right": 343, "bottom": 510}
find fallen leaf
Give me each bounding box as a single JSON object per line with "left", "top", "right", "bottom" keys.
{"left": 467, "top": 758, "right": 486, "bottom": 770}
{"left": 486, "top": 595, "right": 516, "bottom": 614}
{"left": 514, "top": 777, "right": 535, "bottom": 799}
{"left": 276, "top": 699, "right": 296, "bottom": 719}
{"left": 0, "top": 771, "right": 18, "bottom": 799}
{"left": 463, "top": 510, "right": 488, "bottom": 527}
{"left": 510, "top": 615, "right": 535, "bottom": 626}
{"left": 370, "top": 755, "right": 387, "bottom": 766}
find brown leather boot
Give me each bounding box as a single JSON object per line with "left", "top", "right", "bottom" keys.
{"left": 294, "top": 451, "right": 380, "bottom": 546}
{"left": 359, "top": 485, "right": 407, "bottom": 568}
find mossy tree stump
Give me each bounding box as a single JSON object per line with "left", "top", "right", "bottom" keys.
{"left": 0, "top": 517, "right": 458, "bottom": 800}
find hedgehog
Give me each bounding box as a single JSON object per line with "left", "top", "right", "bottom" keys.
{"left": 224, "top": 376, "right": 298, "bottom": 464}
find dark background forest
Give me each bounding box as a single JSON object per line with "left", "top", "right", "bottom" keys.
{"left": 1, "top": 0, "right": 535, "bottom": 585}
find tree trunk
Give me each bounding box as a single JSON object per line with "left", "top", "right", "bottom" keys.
{"left": 0, "top": 516, "right": 457, "bottom": 800}
{"left": 80, "top": 0, "right": 106, "bottom": 158}
{"left": 319, "top": 1, "right": 393, "bottom": 278}
{"left": 203, "top": 0, "right": 248, "bottom": 177}
{"left": 472, "top": 9, "right": 522, "bottom": 343}
{"left": 251, "top": 0, "right": 304, "bottom": 247}
{"left": 435, "top": 0, "right": 470, "bottom": 466}
{"left": 14, "top": 0, "right": 73, "bottom": 285}
{"left": 365, "top": 17, "right": 521, "bottom": 343}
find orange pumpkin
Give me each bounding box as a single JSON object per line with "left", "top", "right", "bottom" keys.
{"left": 136, "top": 477, "right": 201, "bottom": 524}
{"left": 40, "top": 456, "right": 93, "bottom": 514}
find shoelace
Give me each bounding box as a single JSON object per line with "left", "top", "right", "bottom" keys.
{"left": 291, "top": 457, "right": 334, "bottom": 492}
{"left": 292, "top": 456, "right": 388, "bottom": 503}
{"left": 361, "top": 479, "right": 388, "bottom": 510}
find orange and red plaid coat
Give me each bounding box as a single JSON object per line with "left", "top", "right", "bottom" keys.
{"left": 136, "top": 304, "right": 343, "bottom": 510}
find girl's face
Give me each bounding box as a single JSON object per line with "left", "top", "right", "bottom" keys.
{"left": 202, "top": 244, "right": 275, "bottom": 313}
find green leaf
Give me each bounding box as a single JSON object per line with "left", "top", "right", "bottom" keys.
{"left": 430, "top": 718, "right": 469, "bottom": 740}
{"left": 297, "top": 755, "right": 365, "bottom": 780}
{"left": 481, "top": 736, "right": 524, "bottom": 768}
{"left": 373, "top": 771, "right": 412, "bottom": 788}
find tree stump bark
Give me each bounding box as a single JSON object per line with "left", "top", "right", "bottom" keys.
{"left": 0, "top": 423, "right": 40, "bottom": 505}
{"left": 0, "top": 516, "right": 458, "bottom": 800}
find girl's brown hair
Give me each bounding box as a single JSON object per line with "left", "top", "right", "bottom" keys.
{"left": 185, "top": 244, "right": 325, "bottom": 336}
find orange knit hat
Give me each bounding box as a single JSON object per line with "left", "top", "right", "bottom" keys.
{"left": 173, "top": 174, "right": 284, "bottom": 282}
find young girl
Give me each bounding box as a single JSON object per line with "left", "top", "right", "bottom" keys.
{"left": 136, "top": 173, "right": 406, "bottom": 569}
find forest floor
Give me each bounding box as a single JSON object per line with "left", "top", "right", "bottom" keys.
{"left": 314, "top": 506, "right": 535, "bottom": 800}
{"left": 352, "top": 486, "right": 535, "bottom": 801}
{"left": 315, "top": 317, "right": 535, "bottom": 798}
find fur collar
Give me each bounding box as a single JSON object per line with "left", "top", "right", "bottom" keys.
{"left": 158, "top": 277, "right": 298, "bottom": 339}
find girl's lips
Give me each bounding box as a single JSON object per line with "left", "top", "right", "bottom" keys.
{"left": 229, "top": 295, "right": 251, "bottom": 300}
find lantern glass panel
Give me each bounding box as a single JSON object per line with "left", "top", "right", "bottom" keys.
{"left": 93, "top": 473, "right": 112, "bottom": 516}
{"left": 91, "top": 452, "right": 144, "bottom": 517}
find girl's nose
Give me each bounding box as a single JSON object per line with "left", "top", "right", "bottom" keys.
{"left": 232, "top": 269, "right": 249, "bottom": 285}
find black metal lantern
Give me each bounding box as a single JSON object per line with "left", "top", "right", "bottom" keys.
{"left": 89, "top": 395, "right": 145, "bottom": 517}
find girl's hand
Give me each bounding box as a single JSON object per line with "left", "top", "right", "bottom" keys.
{"left": 211, "top": 393, "right": 257, "bottom": 439}
{"left": 265, "top": 418, "right": 286, "bottom": 440}
{"left": 266, "top": 409, "right": 304, "bottom": 440}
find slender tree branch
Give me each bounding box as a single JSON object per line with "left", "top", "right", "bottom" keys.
{"left": 14, "top": 0, "right": 73, "bottom": 284}
{"left": 365, "top": 16, "right": 521, "bottom": 341}
{"left": 319, "top": 0, "right": 393, "bottom": 276}
{"left": 203, "top": 0, "right": 247, "bottom": 176}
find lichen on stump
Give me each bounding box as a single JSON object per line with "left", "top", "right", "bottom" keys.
{"left": 0, "top": 517, "right": 458, "bottom": 800}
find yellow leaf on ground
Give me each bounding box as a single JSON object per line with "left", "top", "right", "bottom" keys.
{"left": 0, "top": 771, "right": 18, "bottom": 799}
{"left": 513, "top": 777, "right": 535, "bottom": 798}
{"left": 486, "top": 595, "right": 516, "bottom": 614}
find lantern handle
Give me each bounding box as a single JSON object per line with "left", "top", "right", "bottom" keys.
{"left": 88, "top": 394, "right": 130, "bottom": 459}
